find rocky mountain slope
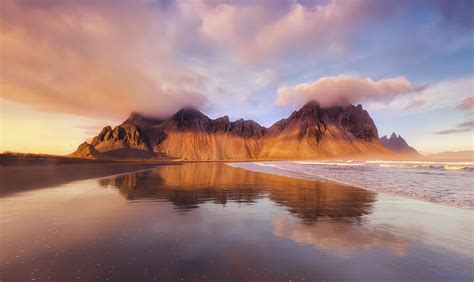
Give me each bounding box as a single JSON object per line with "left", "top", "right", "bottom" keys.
{"left": 71, "top": 101, "right": 393, "bottom": 160}
{"left": 380, "top": 133, "right": 420, "bottom": 157}
{"left": 260, "top": 102, "right": 387, "bottom": 159}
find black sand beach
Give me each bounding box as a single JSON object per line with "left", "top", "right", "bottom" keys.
{"left": 0, "top": 162, "right": 472, "bottom": 281}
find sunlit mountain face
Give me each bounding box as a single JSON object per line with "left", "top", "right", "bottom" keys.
{"left": 0, "top": 0, "right": 472, "bottom": 155}
{"left": 71, "top": 102, "right": 399, "bottom": 160}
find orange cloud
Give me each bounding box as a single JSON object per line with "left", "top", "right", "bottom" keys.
{"left": 404, "top": 99, "right": 426, "bottom": 110}
{"left": 275, "top": 75, "right": 421, "bottom": 108}
{"left": 456, "top": 97, "right": 474, "bottom": 111}
{"left": 0, "top": 0, "right": 208, "bottom": 119}
{"left": 0, "top": 0, "right": 466, "bottom": 121}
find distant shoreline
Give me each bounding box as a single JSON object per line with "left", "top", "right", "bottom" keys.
{"left": 1, "top": 151, "right": 442, "bottom": 167}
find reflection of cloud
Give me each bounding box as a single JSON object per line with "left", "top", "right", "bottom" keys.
{"left": 275, "top": 75, "right": 421, "bottom": 108}
{"left": 273, "top": 216, "right": 410, "bottom": 257}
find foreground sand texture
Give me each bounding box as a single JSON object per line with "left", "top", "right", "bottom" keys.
{"left": 72, "top": 101, "right": 401, "bottom": 160}
{"left": 0, "top": 163, "right": 472, "bottom": 280}
{"left": 0, "top": 162, "right": 159, "bottom": 196}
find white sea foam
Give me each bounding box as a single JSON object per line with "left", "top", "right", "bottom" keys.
{"left": 228, "top": 160, "right": 474, "bottom": 209}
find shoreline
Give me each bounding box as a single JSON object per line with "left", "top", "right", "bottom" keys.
{"left": 226, "top": 160, "right": 474, "bottom": 211}
{"left": 1, "top": 161, "right": 472, "bottom": 280}
{"left": 1, "top": 156, "right": 472, "bottom": 211}
{"left": 0, "top": 151, "right": 436, "bottom": 167}
{"left": 0, "top": 163, "right": 169, "bottom": 196}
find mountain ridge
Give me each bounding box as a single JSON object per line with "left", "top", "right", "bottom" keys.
{"left": 71, "top": 101, "right": 400, "bottom": 160}
{"left": 380, "top": 133, "right": 420, "bottom": 157}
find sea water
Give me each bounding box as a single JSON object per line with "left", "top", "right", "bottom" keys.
{"left": 228, "top": 160, "right": 474, "bottom": 209}
{"left": 1, "top": 163, "right": 472, "bottom": 280}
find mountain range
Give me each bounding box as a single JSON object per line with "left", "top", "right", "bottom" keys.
{"left": 380, "top": 133, "right": 421, "bottom": 157}
{"left": 71, "top": 101, "right": 418, "bottom": 160}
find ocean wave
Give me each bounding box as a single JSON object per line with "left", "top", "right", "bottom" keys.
{"left": 378, "top": 163, "right": 473, "bottom": 171}
{"left": 229, "top": 160, "right": 473, "bottom": 209}
{"left": 294, "top": 161, "right": 364, "bottom": 166}
{"left": 253, "top": 162, "right": 276, "bottom": 167}
{"left": 366, "top": 160, "right": 474, "bottom": 166}
{"left": 293, "top": 160, "right": 473, "bottom": 171}
{"left": 444, "top": 165, "right": 473, "bottom": 171}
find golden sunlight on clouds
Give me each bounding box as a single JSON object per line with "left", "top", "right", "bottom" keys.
{"left": 275, "top": 75, "right": 421, "bottom": 108}
{"left": 0, "top": 0, "right": 207, "bottom": 120}
{"left": 0, "top": 0, "right": 472, "bottom": 155}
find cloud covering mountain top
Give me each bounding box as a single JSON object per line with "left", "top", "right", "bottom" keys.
{"left": 275, "top": 75, "right": 422, "bottom": 108}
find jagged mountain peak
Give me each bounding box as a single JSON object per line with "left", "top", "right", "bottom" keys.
{"left": 71, "top": 102, "right": 395, "bottom": 160}
{"left": 290, "top": 101, "right": 366, "bottom": 120}
{"left": 269, "top": 101, "right": 378, "bottom": 143}
{"left": 215, "top": 115, "right": 230, "bottom": 123}
{"left": 123, "top": 112, "right": 164, "bottom": 130}
{"left": 380, "top": 132, "right": 419, "bottom": 156}
{"left": 172, "top": 106, "right": 208, "bottom": 120}
{"left": 300, "top": 100, "right": 321, "bottom": 111}
{"left": 163, "top": 107, "right": 210, "bottom": 131}
{"left": 381, "top": 132, "right": 404, "bottom": 141}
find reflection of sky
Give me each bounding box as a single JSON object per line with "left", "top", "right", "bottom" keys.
{"left": 1, "top": 164, "right": 473, "bottom": 280}
{"left": 272, "top": 216, "right": 409, "bottom": 257}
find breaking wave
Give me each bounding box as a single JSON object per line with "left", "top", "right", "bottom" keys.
{"left": 294, "top": 160, "right": 474, "bottom": 171}
{"left": 228, "top": 160, "right": 474, "bottom": 209}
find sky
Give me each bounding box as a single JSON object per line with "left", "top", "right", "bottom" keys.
{"left": 0, "top": 0, "right": 473, "bottom": 155}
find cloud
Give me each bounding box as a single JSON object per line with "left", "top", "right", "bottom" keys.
{"left": 184, "top": 0, "right": 391, "bottom": 64}
{"left": 275, "top": 75, "right": 421, "bottom": 108}
{"left": 0, "top": 0, "right": 208, "bottom": 119}
{"left": 456, "top": 97, "right": 474, "bottom": 111}
{"left": 362, "top": 76, "right": 473, "bottom": 113}
{"left": 404, "top": 99, "right": 426, "bottom": 110}
{"left": 0, "top": 0, "right": 472, "bottom": 121}
{"left": 436, "top": 119, "right": 474, "bottom": 134}
{"left": 254, "top": 69, "right": 280, "bottom": 87}
{"left": 182, "top": 0, "right": 473, "bottom": 64}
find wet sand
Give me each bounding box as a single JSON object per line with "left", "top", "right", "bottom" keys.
{"left": 0, "top": 160, "right": 179, "bottom": 196}
{"left": 0, "top": 163, "right": 472, "bottom": 281}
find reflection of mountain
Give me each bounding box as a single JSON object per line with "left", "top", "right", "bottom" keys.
{"left": 99, "top": 168, "right": 264, "bottom": 208}
{"left": 273, "top": 216, "right": 409, "bottom": 257}
{"left": 99, "top": 163, "right": 375, "bottom": 221}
